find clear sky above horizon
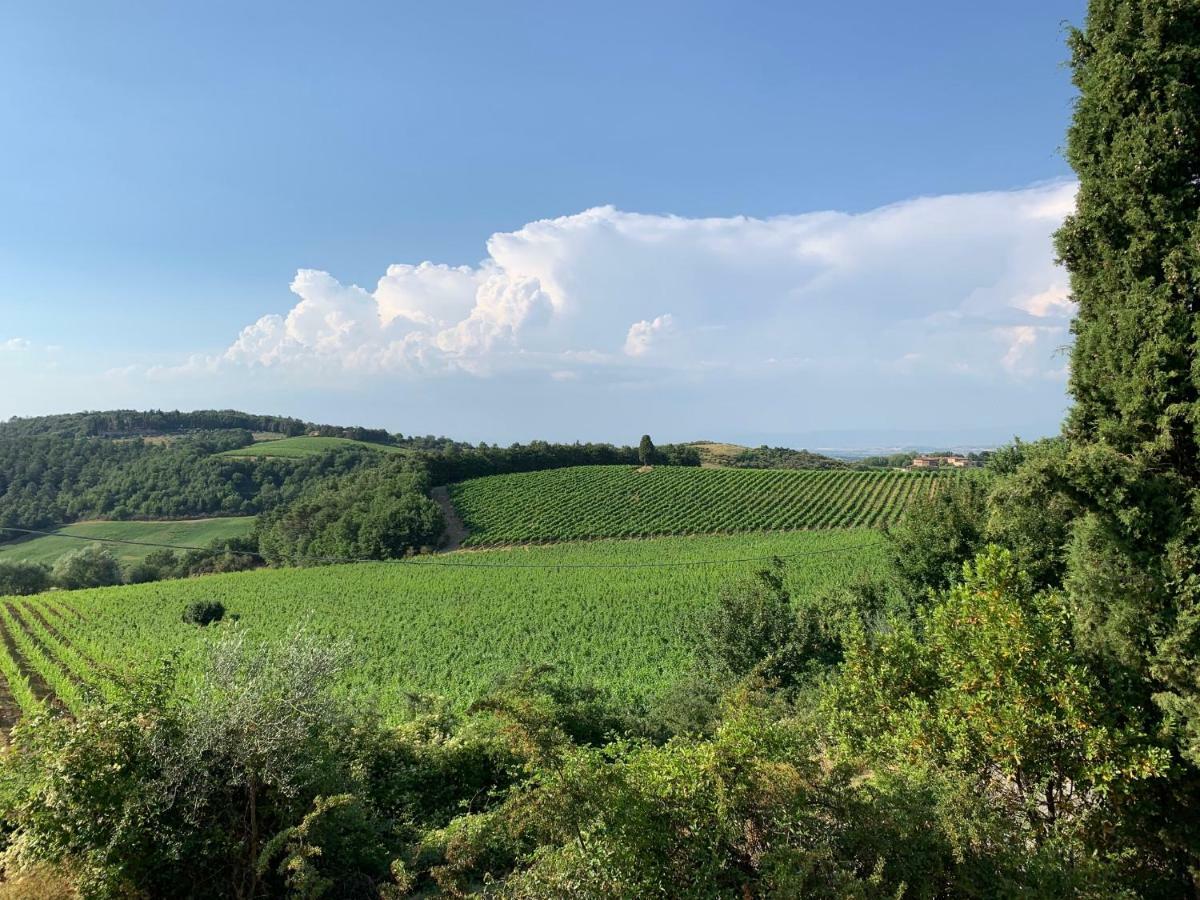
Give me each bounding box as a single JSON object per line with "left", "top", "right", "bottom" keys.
{"left": 2, "top": 1, "right": 1087, "bottom": 446}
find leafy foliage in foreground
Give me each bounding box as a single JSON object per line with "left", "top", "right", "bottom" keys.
{"left": 451, "top": 465, "right": 950, "bottom": 544}
{"left": 831, "top": 549, "right": 1169, "bottom": 848}
{"left": 0, "top": 554, "right": 1185, "bottom": 898}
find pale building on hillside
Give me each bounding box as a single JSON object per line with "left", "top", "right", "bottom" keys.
{"left": 908, "top": 454, "right": 979, "bottom": 469}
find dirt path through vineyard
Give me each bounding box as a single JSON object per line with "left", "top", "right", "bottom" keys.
{"left": 431, "top": 486, "right": 468, "bottom": 551}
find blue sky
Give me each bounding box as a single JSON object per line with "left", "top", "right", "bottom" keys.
{"left": 2, "top": 1, "right": 1086, "bottom": 446}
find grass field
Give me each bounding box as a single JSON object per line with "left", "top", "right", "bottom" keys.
{"left": 0, "top": 530, "right": 885, "bottom": 722}
{"left": 689, "top": 441, "right": 751, "bottom": 467}
{"left": 216, "top": 435, "right": 407, "bottom": 459}
{"left": 450, "top": 465, "right": 948, "bottom": 545}
{"left": 0, "top": 518, "right": 255, "bottom": 568}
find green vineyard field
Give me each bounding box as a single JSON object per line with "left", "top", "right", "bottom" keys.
{"left": 449, "top": 465, "right": 951, "bottom": 545}
{"left": 0, "top": 530, "right": 885, "bottom": 726}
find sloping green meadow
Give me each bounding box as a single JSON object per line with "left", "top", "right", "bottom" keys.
{"left": 0, "top": 517, "right": 255, "bottom": 568}
{"left": 217, "top": 436, "right": 407, "bottom": 459}
{"left": 5, "top": 530, "right": 885, "bottom": 720}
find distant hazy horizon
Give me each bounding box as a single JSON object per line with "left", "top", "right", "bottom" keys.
{"left": 3, "top": 2, "right": 1085, "bottom": 441}
{"left": 2, "top": 404, "right": 1057, "bottom": 455}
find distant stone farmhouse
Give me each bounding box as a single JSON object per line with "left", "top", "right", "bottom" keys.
{"left": 908, "top": 454, "right": 979, "bottom": 469}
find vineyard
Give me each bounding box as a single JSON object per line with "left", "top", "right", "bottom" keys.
{"left": 0, "top": 529, "right": 885, "bottom": 729}
{"left": 450, "top": 465, "right": 953, "bottom": 545}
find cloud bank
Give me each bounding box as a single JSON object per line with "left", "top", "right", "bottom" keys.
{"left": 85, "top": 182, "right": 1078, "bottom": 444}
{"left": 213, "top": 181, "right": 1076, "bottom": 387}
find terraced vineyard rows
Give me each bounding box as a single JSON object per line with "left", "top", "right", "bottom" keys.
{"left": 0, "top": 530, "right": 886, "bottom": 727}
{"left": 450, "top": 465, "right": 953, "bottom": 545}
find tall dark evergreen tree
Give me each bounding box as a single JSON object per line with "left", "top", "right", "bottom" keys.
{"left": 1055, "top": 0, "right": 1200, "bottom": 806}
{"left": 638, "top": 434, "right": 656, "bottom": 466}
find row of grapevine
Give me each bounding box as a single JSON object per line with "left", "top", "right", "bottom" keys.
{"left": 3, "top": 529, "right": 888, "bottom": 726}
{"left": 0, "top": 597, "right": 118, "bottom": 735}
{"left": 449, "top": 466, "right": 958, "bottom": 545}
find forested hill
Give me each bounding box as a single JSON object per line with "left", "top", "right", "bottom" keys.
{"left": 0, "top": 409, "right": 394, "bottom": 443}
{"left": 0, "top": 409, "right": 702, "bottom": 547}
{"left": 0, "top": 430, "right": 383, "bottom": 530}
{"left": 727, "top": 446, "right": 848, "bottom": 470}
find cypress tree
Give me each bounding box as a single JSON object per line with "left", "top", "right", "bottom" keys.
{"left": 638, "top": 434, "right": 656, "bottom": 466}
{"left": 1055, "top": 0, "right": 1200, "bottom": 776}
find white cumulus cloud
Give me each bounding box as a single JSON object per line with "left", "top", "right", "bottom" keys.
{"left": 624, "top": 314, "right": 675, "bottom": 357}
{"left": 205, "top": 181, "right": 1076, "bottom": 386}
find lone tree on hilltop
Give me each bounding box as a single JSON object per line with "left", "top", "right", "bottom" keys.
{"left": 638, "top": 434, "right": 656, "bottom": 466}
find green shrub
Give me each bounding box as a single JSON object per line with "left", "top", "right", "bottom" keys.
{"left": 0, "top": 560, "right": 51, "bottom": 596}
{"left": 182, "top": 600, "right": 225, "bottom": 626}
{"left": 50, "top": 544, "right": 122, "bottom": 590}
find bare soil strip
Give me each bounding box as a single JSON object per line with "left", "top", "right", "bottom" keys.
{"left": 431, "top": 486, "right": 468, "bottom": 551}
{"left": 0, "top": 675, "right": 20, "bottom": 739}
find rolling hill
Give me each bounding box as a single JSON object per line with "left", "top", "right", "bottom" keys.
{"left": 449, "top": 465, "right": 952, "bottom": 545}
{"left": 216, "top": 436, "right": 407, "bottom": 459}
{"left": 0, "top": 517, "right": 255, "bottom": 568}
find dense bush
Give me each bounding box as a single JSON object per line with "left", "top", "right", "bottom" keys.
{"left": 983, "top": 438, "right": 1080, "bottom": 589}
{"left": 0, "top": 630, "right": 398, "bottom": 898}
{"left": 50, "top": 544, "right": 122, "bottom": 590}
{"left": 182, "top": 600, "right": 226, "bottom": 626}
{"left": 885, "top": 473, "right": 990, "bottom": 599}
{"left": 0, "top": 560, "right": 51, "bottom": 596}
{"left": 697, "top": 561, "right": 798, "bottom": 679}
